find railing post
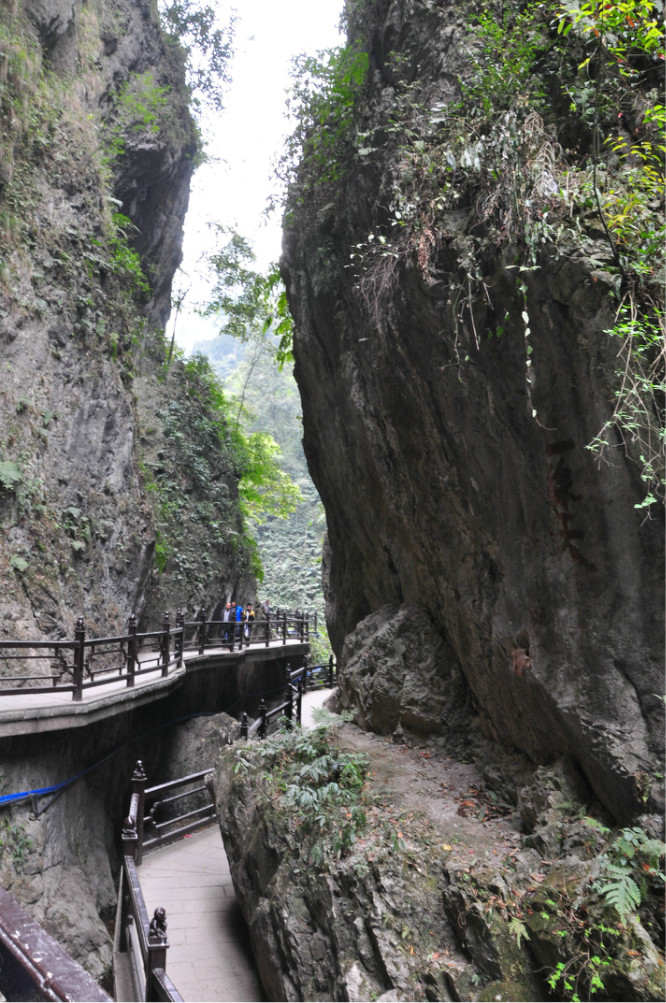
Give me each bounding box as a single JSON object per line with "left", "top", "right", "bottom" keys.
{"left": 146, "top": 907, "right": 169, "bottom": 1002}
{"left": 314, "top": 610, "right": 317, "bottom": 635}
{"left": 133, "top": 760, "right": 147, "bottom": 866}
{"left": 296, "top": 676, "right": 303, "bottom": 726}
{"left": 286, "top": 684, "right": 293, "bottom": 729}
{"left": 329, "top": 654, "right": 334, "bottom": 689}
{"left": 126, "top": 613, "right": 137, "bottom": 687}
{"left": 305, "top": 612, "right": 310, "bottom": 641}
{"left": 240, "top": 711, "right": 249, "bottom": 739}
{"left": 174, "top": 610, "right": 184, "bottom": 666}
{"left": 258, "top": 698, "right": 267, "bottom": 739}
{"left": 121, "top": 814, "right": 138, "bottom": 863}
{"left": 198, "top": 608, "right": 206, "bottom": 655}
{"left": 160, "top": 611, "right": 170, "bottom": 676}
{"left": 265, "top": 611, "right": 270, "bottom": 647}
{"left": 282, "top": 612, "right": 287, "bottom": 645}
{"left": 73, "top": 616, "right": 85, "bottom": 701}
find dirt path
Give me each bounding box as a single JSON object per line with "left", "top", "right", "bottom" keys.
{"left": 335, "top": 723, "right": 525, "bottom": 868}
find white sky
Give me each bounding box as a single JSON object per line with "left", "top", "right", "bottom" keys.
{"left": 174, "top": 0, "right": 344, "bottom": 350}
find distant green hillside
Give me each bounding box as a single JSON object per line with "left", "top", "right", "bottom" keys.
{"left": 195, "top": 335, "right": 327, "bottom": 627}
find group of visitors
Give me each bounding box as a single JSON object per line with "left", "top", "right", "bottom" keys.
{"left": 221, "top": 600, "right": 256, "bottom": 642}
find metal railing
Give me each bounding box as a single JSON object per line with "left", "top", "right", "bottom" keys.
{"left": 240, "top": 657, "right": 337, "bottom": 739}
{"left": 117, "top": 762, "right": 197, "bottom": 1003}
{"left": 0, "top": 607, "right": 315, "bottom": 702}
{"left": 115, "top": 655, "right": 336, "bottom": 1001}
{"left": 0, "top": 886, "right": 112, "bottom": 1002}
{"left": 0, "top": 613, "right": 182, "bottom": 702}
{"left": 116, "top": 759, "right": 221, "bottom": 1001}
{"left": 181, "top": 609, "right": 312, "bottom": 655}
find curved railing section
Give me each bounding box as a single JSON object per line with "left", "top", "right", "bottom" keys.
{"left": 0, "top": 609, "right": 315, "bottom": 703}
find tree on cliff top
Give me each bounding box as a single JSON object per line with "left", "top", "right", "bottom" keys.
{"left": 158, "top": 0, "right": 236, "bottom": 111}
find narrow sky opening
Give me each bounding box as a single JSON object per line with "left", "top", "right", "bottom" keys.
{"left": 175, "top": 0, "right": 344, "bottom": 350}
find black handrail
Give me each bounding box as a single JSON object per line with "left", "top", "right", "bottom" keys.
{"left": 0, "top": 607, "right": 315, "bottom": 702}
{"left": 239, "top": 656, "right": 337, "bottom": 740}
{"left": 115, "top": 656, "right": 336, "bottom": 1001}
{"left": 117, "top": 762, "right": 186, "bottom": 1003}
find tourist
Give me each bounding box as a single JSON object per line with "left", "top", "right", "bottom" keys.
{"left": 221, "top": 601, "right": 232, "bottom": 644}
{"left": 244, "top": 602, "right": 255, "bottom": 641}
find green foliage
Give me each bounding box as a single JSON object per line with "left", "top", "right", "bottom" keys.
{"left": 104, "top": 71, "right": 169, "bottom": 163}
{"left": 179, "top": 353, "right": 301, "bottom": 526}
{"left": 0, "top": 460, "right": 22, "bottom": 492}
{"left": 595, "top": 825, "right": 666, "bottom": 918}
{"left": 204, "top": 229, "right": 294, "bottom": 367}
{"left": 95, "top": 213, "right": 150, "bottom": 297}
{"left": 323, "top": 0, "right": 665, "bottom": 506}
{"left": 145, "top": 352, "right": 301, "bottom": 587}
{"left": 236, "top": 430, "right": 303, "bottom": 525}
{"left": 508, "top": 915, "right": 530, "bottom": 948}
{"left": 235, "top": 724, "right": 369, "bottom": 863}
{"left": 280, "top": 45, "right": 369, "bottom": 203}
{"left": 205, "top": 336, "right": 325, "bottom": 616}
{"left": 587, "top": 306, "right": 665, "bottom": 508}
{"left": 158, "top": 0, "right": 235, "bottom": 112}
{"left": 0, "top": 816, "right": 32, "bottom": 873}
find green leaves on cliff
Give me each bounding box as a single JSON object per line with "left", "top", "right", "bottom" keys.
{"left": 280, "top": 45, "right": 369, "bottom": 201}
{"left": 235, "top": 724, "right": 369, "bottom": 861}
{"left": 181, "top": 354, "right": 300, "bottom": 525}
{"left": 103, "top": 72, "right": 169, "bottom": 164}
{"left": 304, "top": 0, "right": 664, "bottom": 506}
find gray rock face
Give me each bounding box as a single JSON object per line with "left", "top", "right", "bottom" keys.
{"left": 215, "top": 725, "right": 665, "bottom": 1002}
{"left": 0, "top": 0, "right": 251, "bottom": 984}
{"left": 281, "top": 0, "right": 664, "bottom": 823}
{"left": 340, "top": 603, "right": 468, "bottom": 738}
{"left": 0, "top": 1, "right": 248, "bottom": 638}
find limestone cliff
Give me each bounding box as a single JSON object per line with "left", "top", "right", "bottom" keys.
{"left": 281, "top": 0, "right": 664, "bottom": 824}
{"left": 0, "top": 0, "right": 252, "bottom": 641}
{"left": 0, "top": 0, "right": 251, "bottom": 983}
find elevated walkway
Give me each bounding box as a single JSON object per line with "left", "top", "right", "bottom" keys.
{"left": 0, "top": 640, "right": 308, "bottom": 738}
{"left": 139, "top": 827, "right": 264, "bottom": 1003}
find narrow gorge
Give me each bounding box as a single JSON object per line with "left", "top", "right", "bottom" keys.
{"left": 0, "top": 0, "right": 663, "bottom": 1001}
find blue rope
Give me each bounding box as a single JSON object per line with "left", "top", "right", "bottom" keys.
{"left": 0, "top": 681, "right": 290, "bottom": 809}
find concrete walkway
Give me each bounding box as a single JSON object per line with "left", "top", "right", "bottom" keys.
{"left": 139, "top": 827, "right": 264, "bottom": 1003}
{"left": 137, "top": 686, "right": 334, "bottom": 1002}
{"left": 0, "top": 639, "right": 308, "bottom": 738}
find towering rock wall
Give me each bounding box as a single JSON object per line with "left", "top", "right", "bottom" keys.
{"left": 0, "top": 0, "right": 251, "bottom": 640}
{"left": 281, "top": 0, "right": 664, "bottom": 823}
{"left": 0, "top": 2, "right": 252, "bottom": 975}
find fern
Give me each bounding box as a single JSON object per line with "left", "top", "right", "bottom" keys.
{"left": 597, "top": 864, "right": 642, "bottom": 918}
{"left": 509, "top": 916, "right": 530, "bottom": 947}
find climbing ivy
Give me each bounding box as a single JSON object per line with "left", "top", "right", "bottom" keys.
{"left": 279, "top": 44, "right": 369, "bottom": 206}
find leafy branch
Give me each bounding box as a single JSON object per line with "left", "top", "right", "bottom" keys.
{"left": 157, "top": 0, "right": 235, "bottom": 112}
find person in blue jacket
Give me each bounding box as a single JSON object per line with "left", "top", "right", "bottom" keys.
{"left": 235, "top": 601, "right": 243, "bottom": 640}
